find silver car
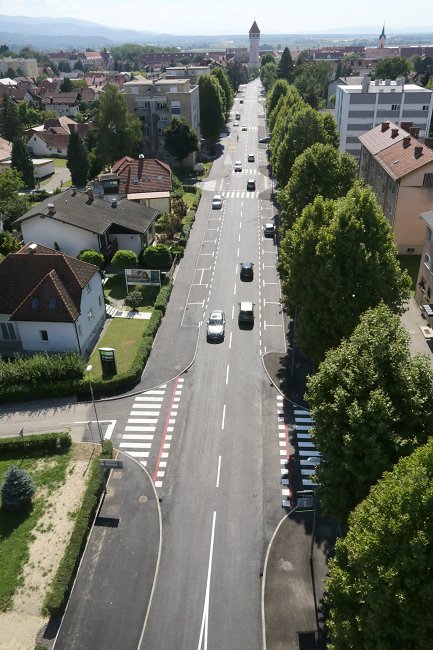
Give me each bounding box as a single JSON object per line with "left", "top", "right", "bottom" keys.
{"left": 206, "top": 310, "right": 225, "bottom": 341}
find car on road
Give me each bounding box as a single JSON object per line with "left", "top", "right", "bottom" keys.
{"left": 233, "top": 120, "right": 239, "bottom": 126}
{"left": 234, "top": 161, "right": 242, "bottom": 172}
{"left": 263, "top": 222, "right": 276, "bottom": 237}
{"left": 238, "top": 301, "right": 254, "bottom": 328}
{"left": 240, "top": 99, "right": 244, "bottom": 104}
{"left": 240, "top": 262, "right": 254, "bottom": 281}
{"left": 246, "top": 179, "right": 256, "bottom": 191}
{"left": 247, "top": 153, "right": 255, "bottom": 162}
{"left": 212, "top": 194, "right": 223, "bottom": 210}
{"left": 242, "top": 124, "right": 248, "bottom": 131}
{"left": 206, "top": 310, "right": 225, "bottom": 341}
{"left": 259, "top": 136, "right": 270, "bottom": 143}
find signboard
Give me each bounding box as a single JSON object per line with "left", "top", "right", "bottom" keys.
{"left": 99, "top": 347, "right": 117, "bottom": 378}
{"left": 125, "top": 268, "right": 161, "bottom": 288}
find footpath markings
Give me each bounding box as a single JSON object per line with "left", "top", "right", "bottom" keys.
{"left": 294, "top": 409, "right": 319, "bottom": 488}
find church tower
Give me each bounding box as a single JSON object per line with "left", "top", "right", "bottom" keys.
{"left": 379, "top": 24, "right": 386, "bottom": 48}
{"left": 248, "top": 20, "right": 260, "bottom": 66}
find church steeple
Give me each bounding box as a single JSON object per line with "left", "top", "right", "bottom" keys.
{"left": 379, "top": 24, "right": 386, "bottom": 48}
{"left": 248, "top": 20, "right": 260, "bottom": 66}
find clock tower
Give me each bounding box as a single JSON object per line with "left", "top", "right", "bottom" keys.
{"left": 248, "top": 20, "right": 260, "bottom": 66}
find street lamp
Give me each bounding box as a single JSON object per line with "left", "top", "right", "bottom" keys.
{"left": 86, "top": 364, "right": 103, "bottom": 444}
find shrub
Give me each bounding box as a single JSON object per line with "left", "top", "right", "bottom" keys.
{"left": 1, "top": 465, "right": 35, "bottom": 512}
{"left": 77, "top": 249, "right": 104, "bottom": 268}
{"left": 139, "top": 244, "right": 172, "bottom": 270}
{"left": 0, "top": 432, "right": 71, "bottom": 455}
{"left": 0, "top": 352, "right": 85, "bottom": 390}
{"left": 111, "top": 249, "right": 138, "bottom": 269}
{"left": 154, "top": 280, "right": 173, "bottom": 315}
{"left": 124, "top": 290, "right": 142, "bottom": 309}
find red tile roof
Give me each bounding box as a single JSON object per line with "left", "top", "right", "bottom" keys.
{"left": 112, "top": 157, "right": 172, "bottom": 195}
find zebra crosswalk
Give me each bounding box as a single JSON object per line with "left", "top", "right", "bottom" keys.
{"left": 294, "top": 409, "right": 320, "bottom": 488}
{"left": 220, "top": 190, "right": 259, "bottom": 199}
{"left": 276, "top": 394, "right": 291, "bottom": 507}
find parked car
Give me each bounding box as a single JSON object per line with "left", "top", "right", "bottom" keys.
{"left": 247, "top": 153, "right": 255, "bottom": 162}
{"left": 207, "top": 310, "right": 225, "bottom": 341}
{"left": 212, "top": 195, "right": 223, "bottom": 210}
{"left": 234, "top": 161, "right": 242, "bottom": 172}
{"left": 240, "top": 262, "right": 254, "bottom": 281}
{"left": 263, "top": 222, "right": 276, "bottom": 237}
{"left": 247, "top": 179, "right": 256, "bottom": 191}
{"left": 259, "top": 136, "right": 270, "bottom": 144}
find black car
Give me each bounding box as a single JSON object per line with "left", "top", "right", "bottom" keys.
{"left": 259, "top": 136, "right": 270, "bottom": 144}
{"left": 240, "top": 261, "right": 254, "bottom": 281}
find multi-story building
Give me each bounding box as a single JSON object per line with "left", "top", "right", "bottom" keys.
{"left": 164, "top": 66, "right": 211, "bottom": 81}
{"left": 335, "top": 76, "right": 433, "bottom": 157}
{"left": 415, "top": 210, "right": 433, "bottom": 313}
{"left": 122, "top": 77, "right": 200, "bottom": 165}
{"left": 359, "top": 121, "right": 433, "bottom": 254}
{"left": 0, "top": 57, "right": 38, "bottom": 79}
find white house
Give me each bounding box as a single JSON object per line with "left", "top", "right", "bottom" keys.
{"left": 14, "top": 186, "right": 160, "bottom": 258}
{"left": 335, "top": 76, "right": 433, "bottom": 157}
{"left": 0, "top": 242, "right": 105, "bottom": 358}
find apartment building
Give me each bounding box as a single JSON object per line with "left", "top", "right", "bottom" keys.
{"left": 0, "top": 57, "right": 38, "bottom": 79}
{"left": 122, "top": 77, "right": 200, "bottom": 164}
{"left": 359, "top": 121, "right": 433, "bottom": 254}
{"left": 335, "top": 76, "right": 433, "bottom": 157}
{"left": 415, "top": 210, "right": 433, "bottom": 312}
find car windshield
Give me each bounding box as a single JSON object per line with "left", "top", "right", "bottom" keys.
{"left": 209, "top": 315, "right": 223, "bottom": 325}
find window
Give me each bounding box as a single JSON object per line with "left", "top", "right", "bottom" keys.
{"left": 40, "top": 330, "right": 48, "bottom": 341}
{"left": 422, "top": 105, "right": 429, "bottom": 111}
{"left": 98, "top": 295, "right": 102, "bottom": 306}
{"left": 31, "top": 297, "right": 39, "bottom": 310}
{"left": 424, "top": 253, "right": 431, "bottom": 269}
{"left": 87, "top": 308, "right": 93, "bottom": 321}
{"left": 391, "top": 104, "right": 400, "bottom": 111}
{"left": 86, "top": 280, "right": 92, "bottom": 293}
{"left": 423, "top": 173, "right": 433, "bottom": 189}
{"left": 49, "top": 297, "right": 57, "bottom": 309}
{"left": 1, "top": 322, "right": 16, "bottom": 340}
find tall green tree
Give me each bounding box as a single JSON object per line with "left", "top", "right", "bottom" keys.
{"left": 0, "top": 168, "right": 29, "bottom": 229}
{"left": 278, "top": 184, "right": 411, "bottom": 363}
{"left": 226, "top": 59, "right": 248, "bottom": 91}
{"left": 277, "top": 47, "right": 294, "bottom": 83}
{"left": 294, "top": 61, "right": 334, "bottom": 108}
{"left": 268, "top": 85, "right": 303, "bottom": 134}
{"left": 1, "top": 465, "right": 35, "bottom": 512}
{"left": 11, "top": 138, "right": 35, "bottom": 189}
{"left": 278, "top": 143, "right": 357, "bottom": 229}
{"left": 374, "top": 56, "right": 411, "bottom": 80}
{"left": 260, "top": 61, "right": 278, "bottom": 93}
{"left": 266, "top": 78, "right": 290, "bottom": 121}
{"left": 93, "top": 84, "right": 142, "bottom": 167}
{"left": 261, "top": 53, "right": 275, "bottom": 66}
{"left": 308, "top": 303, "right": 433, "bottom": 524}
{"left": 0, "top": 94, "right": 23, "bottom": 142}
{"left": 326, "top": 438, "right": 433, "bottom": 649}
{"left": 164, "top": 117, "right": 199, "bottom": 166}
{"left": 272, "top": 104, "right": 338, "bottom": 188}
{"left": 60, "top": 77, "right": 73, "bottom": 92}
{"left": 198, "top": 74, "right": 226, "bottom": 147}
{"left": 211, "top": 67, "right": 234, "bottom": 121}
{"left": 67, "top": 131, "right": 90, "bottom": 186}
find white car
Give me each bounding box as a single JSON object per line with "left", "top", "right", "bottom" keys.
{"left": 207, "top": 310, "right": 225, "bottom": 341}
{"left": 233, "top": 120, "right": 239, "bottom": 127}
{"left": 234, "top": 161, "right": 242, "bottom": 172}
{"left": 212, "top": 194, "right": 223, "bottom": 210}
{"left": 242, "top": 124, "right": 248, "bottom": 131}
{"left": 264, "top": 222, "right": 276, "bottom": 237}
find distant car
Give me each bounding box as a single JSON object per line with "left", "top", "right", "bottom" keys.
{"left": 207, "top": 310, "right": 225, "bottom": 341}
{"left": 240, "top": 262, "right": 254, "bottom": 281}
{"left": 242, "top": 124, "right": 248, "bottom": 131}
{"left": 233, "top": 120, "right": 239, "bottom": 126}
{"left": 246, "top": 179, "right": 256, "bottom": 191}
{"left": 240, "top": 99, "right": 244, "bottom": 104}
{"left": 259, "top": 136, "right": 270, "bottom": 143}
{"left": 234, "top": 160, "right": 242, "bottom": 172}
{"left": 212, "top": 195, "right": 223, "bottom": 210}
{"left": 264, "top": 222, "right": 276, "bottom": 237}
{"left": 247, "top": 153, "right": 255, "bottom": 162}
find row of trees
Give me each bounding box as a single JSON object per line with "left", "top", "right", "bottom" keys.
{"left": 264, "top": 67, "right": 433, "bottom": 645}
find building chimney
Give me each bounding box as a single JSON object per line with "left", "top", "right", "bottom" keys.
{"left": 414, "top": 146, "right": 423, "bottom": 159}
{"left": 28, "top": 243, "right": 37, "bottom": 253}
{"left": 47, "top": 203, "right": 56, "bottom": 215}
{"left": 403, "top": 136, "right": 411, "bottom": 148}
{"left": 381, "top": 122, "right": 390, "bottom": 132}
{"left": 424, "top": 137, "right": 433, "bottom": 150}
{"left": 71, "top": 185, "right": 77, "bottom": 196}
{"left": 86, "top": 185, "right": 94, "bottom": 202}
{"left": 111, "top": 198, "right": 117, "bottom": 208}
{"left": 410, "top": 127, "right": 420, "bottom": 138}
{"left": 391, "top": 128, "right": 399, "bottom": 138}
{"left": 400, "top": 121, "right": 413, "bottom": 132}
{"left": 139, "top": 153, "right": 144, "bottom": 159}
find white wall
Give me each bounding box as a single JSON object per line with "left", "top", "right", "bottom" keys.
{"left": 20, "top": 217, "right": 100, "bottom": 257}
{"left": 17, "top": 320, "right": 79, "bottom": 354}
{"left": 76, "top": 272, "right": 106, "bottom": 357}
{"left": 28, "top": 135, "right": 68, "bottom": 158}
{"left": 112, "top": 233, "right": 143, "bottom": 255}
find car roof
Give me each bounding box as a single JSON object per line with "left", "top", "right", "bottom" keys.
{"left": 240, "top": 301, "right": 253, "bottom": 310}
{"left": 241, "top": 261, "right": 253, "bottom": 267}
{"left": 265, "top": 222, "right": 274, "bottom": 227}
{"left": 210, "top": 310, "right": 223, "bottom": 317}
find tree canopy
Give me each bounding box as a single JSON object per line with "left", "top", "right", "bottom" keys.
{"left": 211, "top": 67, "right": 234, "bottom": 121}
{"left": 277, "top": 47, "right": 295, "bottom": 83}
{"left": 260, "top": 61, "right": 278, "bottom": 93}
{"left": 278, "top": 143, "right": 357, "bottom": 230}
{"left": 294, "top": 61, "right": 333, "bottom": 108}
{"left": 164, "top": 117, "right": 199, "bottom": 166}
{"left": 326, "top": 437, "right": 433, "bottom": 649}
{"left": 266, "top": 78, "right": 290, "bottom": 121}
{"left": 67, "top": 131, "right": 90, "bottom": 187}
{"left": 198, "top": 74, "right": 226, "bottom": 145}
{"left": 11, "top": 138, "right": 35, "bottom": 189}
{"left": 0, "top": 168, "right": 29, "bottom": 229}
{"left": 374, "top": 56, "right": 411, "bottom": 81}
{"left": 278, "top": 183, "right": 412, "bottom": 364}
{"left": 0, "top": 94, "right": 23, "bottom": 142}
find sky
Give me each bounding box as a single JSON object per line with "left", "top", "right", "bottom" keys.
{"left": 0, "top": 0, "right": 432, "bottom": 36}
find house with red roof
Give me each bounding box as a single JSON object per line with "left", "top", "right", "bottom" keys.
{"left": 0, "top": 242, "right": 105, "bottom": 358}
{"left": 359, "top": 121, "right": 433, "bottom": 254}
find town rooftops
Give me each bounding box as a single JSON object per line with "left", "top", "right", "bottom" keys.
{"left": 112, "top": 156, "right": 172, "bottom": 195}
{"left": 14, "top": 187, "right": 159, "bottom": 235}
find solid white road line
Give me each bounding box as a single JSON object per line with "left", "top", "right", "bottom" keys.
{"left": 221, "top": 405, "right": 226, "bottom": 431}
{"left": 226, "top": 364, "right": 230, "bottom": 385}
{"left": 197, "top": 511, "right": 217, "bottom": 650}
{"left": 216, "top": 456, "right": 222, "bottom": 488}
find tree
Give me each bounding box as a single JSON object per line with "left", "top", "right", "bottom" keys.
{"left": 140, "top": 243, "right": 172, "bottom": 269}
{"left": 164, "top": 117, "right": 199, "bottom": 166}
{"left": 211, "top": 67, "right": 234, "bottom": 121}
{"left": 278, "top": 184, "right": 412, "bottom": 364}
{"left": 0, "top": 231, "right": 21, "bottom": 255}
{"left": 272, "top": 104, "right": 338, "bottom": 188}
{"left": 261, "top": 53, "right": 276, "bottom": 67}
{"left": 6, "top": 67, "right": 16, "bottom": 79}
{"left": 326, "top": 438, "right": 433, "bottom": 649}
{"left": 77, "top": 249, "right": 104, "bottom": 268}
{"left": 1, "top": 465, "right": 35, "bottom": 512}
{"left": 111, "top": 249, "right": 138, "bottom": 269}
{"left": 60, "top": 77, "right": 73, "bottom": 92}
{"left": 308, "top": 303, "right": 433, "bottom": 524}
{"left": 0, "top": 94, "right": 23, "bottom": 142}
{"left": 278, "top": 143, "right": 357, "bottom": 230}
{"left": 74, "top": 59, "right": 84, "bottom": 71}
{"left": 268, "top": 85, "right": 303, "bottom": 134}
{"left": 58, "top": 60, "right": 72, "bottom": 73}
{"left": 277, "top": 47, "right": 294, "bottom": 83}
{"left": 266, "top": 78, "right": 290, "bottom": 121}
{"left": 0, "top": 168, "right": 29, "bottom": 229}
{"left": 18, "top": 101, "right": 46, "bottom": 129}
{"left": 93, "top": 84, "right": 142, "bottom": 166}
{"left": 294, "top": 62, "right": 334, "bottom": 107}
{"left": 67, "top": 131, "right": 90, "bottom": 187}
{"left": 260, "top": 61, "right": 277, "bottom": 93}
{"left": 374, "top": 56, "right": 411, "bottom": 80}
{"left": 198, "top": 74, "right": 226, "bottom": 147}
{"left": 124, "top": 290, "right": 142, "bottom": 310}
{"left": 226, "top": 59, "right": 248, "bottom": 92}
{"left": 11, "top": 138, "right": 35, "bottom": 189}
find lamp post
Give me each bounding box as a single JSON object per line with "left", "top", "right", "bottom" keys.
{"left": 86, "top": 364, "right": 103, "bottom": 444}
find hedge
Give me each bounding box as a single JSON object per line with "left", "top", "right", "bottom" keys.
{"left": 0, "top": 432, "right": 71, "bottom": 456}
{"left": 0, "top": 352, "right": 85, "bottom": 390}
{"left": 154, "top": 280, "right": 173, "bottom": 315}
{"left": 42, "top": 439, "right": 113, "bottom": 616}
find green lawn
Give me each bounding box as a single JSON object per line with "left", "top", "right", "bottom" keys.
{"left": 104, "top": 274, "right": 160, "bottom": 308}
{"left": 87, "top": 318, "right": 150, "bottom": 379}
{"left": 0, "top": 448, "right": 71, "bottom": 611}
{"left": 398, "top": 255, "right": 421, "bottom": 296}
